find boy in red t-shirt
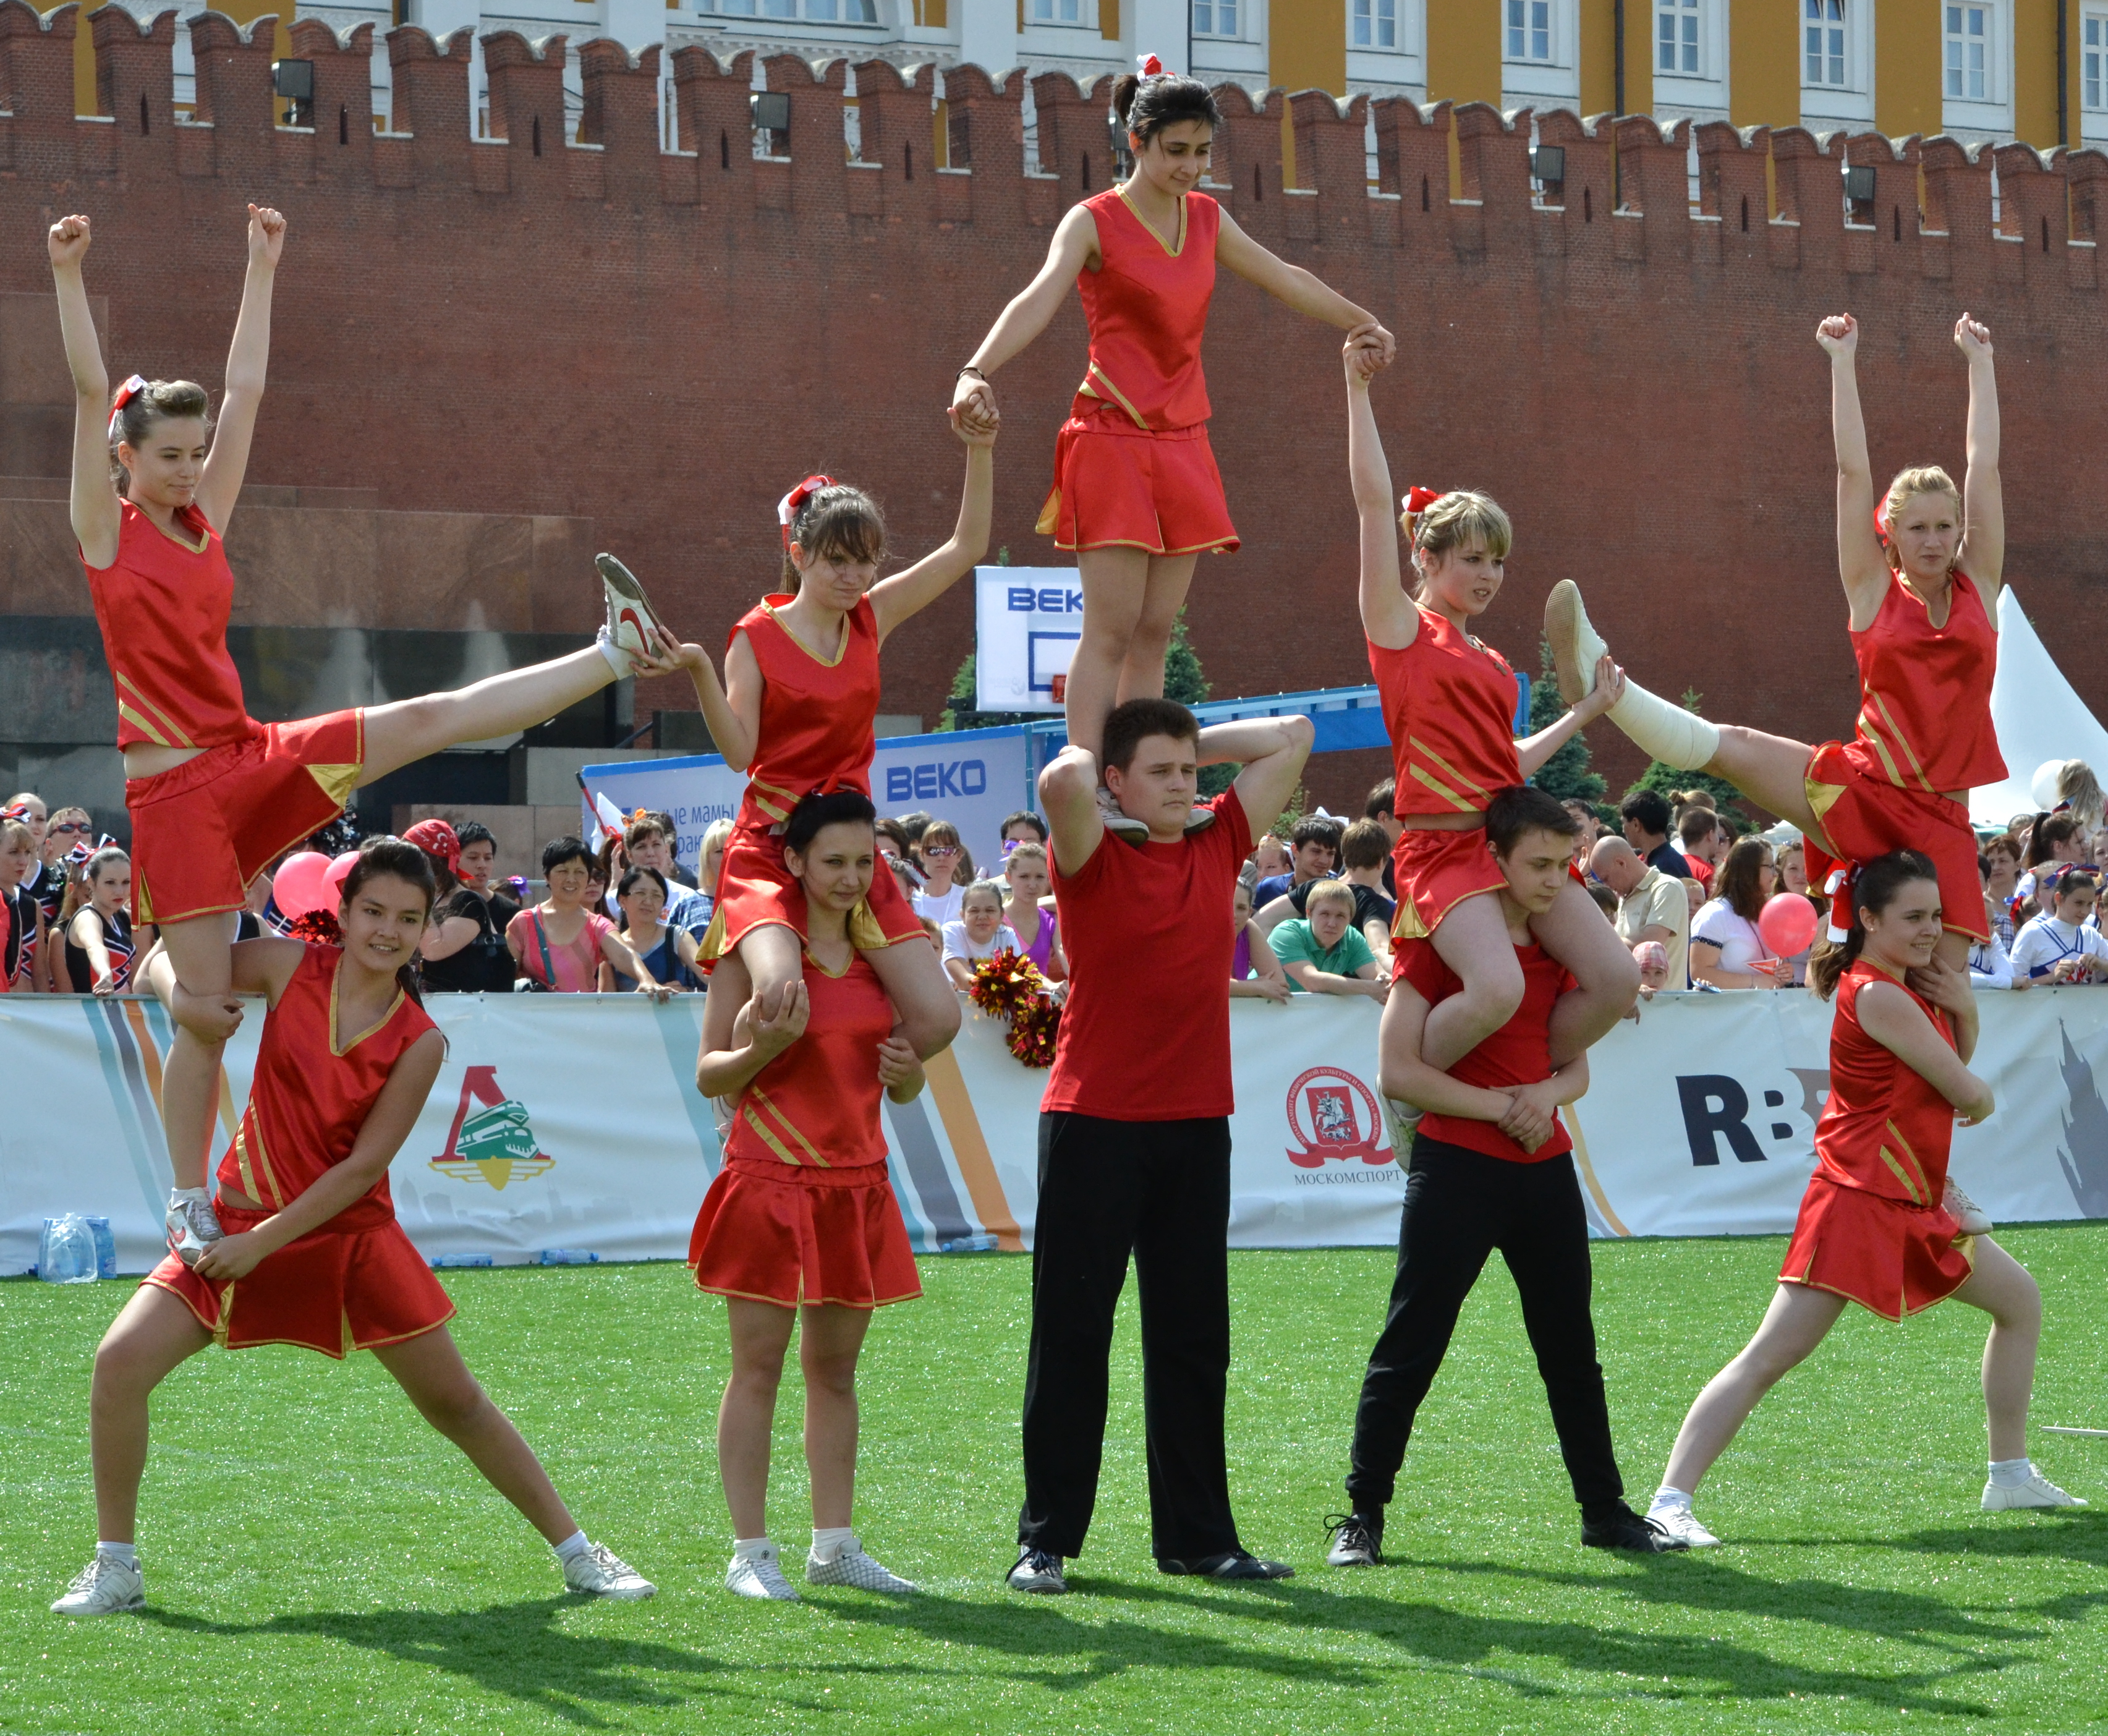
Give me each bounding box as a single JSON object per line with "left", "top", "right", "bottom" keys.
{"left": 1009, "top": 697, "right": 1312, "bottom": 1595}
{"left": 1324, "top": 786, "right": 1682, "bottom": 1569}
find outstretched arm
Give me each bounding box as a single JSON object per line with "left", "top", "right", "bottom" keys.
{"left": 49, "top": 216, "right": 119, "bottom": 569}
{"left": 667, "top": 628, "right": 761, "bottom": 774}
{"left": 950, "top": 206, "right": 1099, "bottom": 427}
{"left": 1217, "top": 715, "right": 1315, "bottom": 843}
{"left": 1953, "top": 315, "right": 2004, "bottom": 604}
{"left": 1346, "top": 338, "right": 1417, "bottom": 652}
{"left": 195, "top": 205, "right": 285, "bottom": 534}
{"left": 1817, "top": 314, "right": 1890, "bottom": 626}
{"left": 1218, "top": 210, "right": 1396, "bottom": 361}
{"left": 1516, "top": 657, "right": 1623, "bottom": 777}
{"left": 868, "top": 417, "right": 997, "bottom": 640}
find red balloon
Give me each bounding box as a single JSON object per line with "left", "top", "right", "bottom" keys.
{"left": 271, "top": 851, "right": 332, "bottom": 919}
{"left": 323, "top": 851, "right": 359, "bottom": 904}
{"left": 1757, "top": 891, "right": 1819, "bottom": 959}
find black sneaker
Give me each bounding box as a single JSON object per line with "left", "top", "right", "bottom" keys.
{"left": 1581, "top": 1502, "right": 1688, "bottom": 1553}
{"left": 1324, "top": 1512, "right": 1382, "bottom": 1567}
{"left": 1006, "top": 1547, "right": 1068, "bottom": 1593}
{"left": 1157, "top": 1549, "right": 1294, "bottom": 1581}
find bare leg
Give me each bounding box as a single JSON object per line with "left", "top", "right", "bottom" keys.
{"left": 1660, "top": 1282, "right": 1846, "bottom": 1495}
{"left": 1115, "top": 553, "right": 1201, "bottom": 708}
{"left": 734, "top": 923, "right": 804, "bottom": 1024}
{"left": 720, "top": 1298, "right": 798, "bottom": 1539}
{"left": 90, "top": 1286, "right": 213, "bottom": 1544}
{"left": 149, "top": 915, "right": 241, "bottom": 1193}
{"left": 799, "top": 1304, "right": 874, "bottom": 1530}
{"left": 1066, "top": 548, "right": 1151, "bottom": 760}
{"left": 356, "top": 647, "right": 616, "bottom": 787}
{"left": 865, "top": 937, "right": 960, "bottom": 1060}
{"left": 372, "top": 1327, "right": 577, "bottom": 1545}
{"left": 1419, "top": 890, "right": 1526, "bottom": 1072}
{"left": 1946, "top": 1236, "right": 2042, "bottom": 1462}
{"left": 1701, "top": 726, "right": 1825, "bottom": 840}
{"left": 1529, "top": 879, "right": 1643, "bottom": 1066}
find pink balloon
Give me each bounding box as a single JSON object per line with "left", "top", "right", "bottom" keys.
{"left": 271, "top": 851, "right": 331, "bottom": 919}
{"left": 1757, "top": 891, "right": 1819, "bottom": 959}
{"left": 323, "top": 851, "right": 359, "bottom": 904}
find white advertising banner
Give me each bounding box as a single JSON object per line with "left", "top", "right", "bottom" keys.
{"left": 7, "top": 987, "right": 2107, "bottom": 1277}
{"left": 973, "top": 566, "right": 1081, "bottom": 713}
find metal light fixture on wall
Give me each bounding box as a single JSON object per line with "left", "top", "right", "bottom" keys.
{"left": 273, "top": 57, "right": 313, "bottom": 129}
{"left": 751, "top": 89, "right": 790, "bottom": 156}
{"left": 1843, "top": 163, "right": 1876, "bottom": 224}
{"left": 1529, "top": 145, "right": 1565, "bottom": 202}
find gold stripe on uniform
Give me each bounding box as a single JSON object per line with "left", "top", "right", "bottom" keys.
{"left": 739, "top": 1103, "right": 804, "bottom": 1166}
{"left": 1869, "top": 694, "right": 1933, "bottom": 790}
{"left": 1877, "top": 1145, "right": 1924, "bottom": 1205}
{"left": 748, "top": 1083, "right": 827, "bottom": 1165}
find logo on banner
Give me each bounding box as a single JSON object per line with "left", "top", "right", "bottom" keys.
{"left": 1285, "top": 1066, "right": 1390, "bottom": 1168}
{"left": 429, "top": 1065, "right": 555, "bottom": 1191}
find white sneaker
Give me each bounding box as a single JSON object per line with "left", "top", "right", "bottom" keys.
{"left": 1183, "top": 804, "right": 1217, "bottom": 836}
{"left": 1383, "top": 1096, "right": 1424, "bottom": 1151}
{"left": 805, "top": 1536, "right": 917, "bottom": 1594}
{"left": 51, "top": 1552, "right": 144, "bottom": 1617}
{"left": 1646, "top": 1502, "right": 1721, "bottom": 1548}
{"left": 1944, "top": 1176, "right": 1994, "bottom": 1235}
{"left": 595, "top": 552, "right": 668, "bottom": 663}
{"left": 563, "top": 1541, "right": 656, "bottom": 1599}
{"left": 1983, "top": 1469, "right": 2086, "bottom": 1511}
{"left": 1096, "top": 785, "right": 1150, "bottom": 845}
{"left": 164, "top": 1189, "right": 223, "bottom": 1266}
{"left": 1543, "top": 579, "right": 1612, "bottom": 707}
{"left": 726, "top": 1542, "right": 800, "bottom": 1601}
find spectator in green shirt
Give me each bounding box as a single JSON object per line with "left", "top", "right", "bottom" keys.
{"left": 1269, "top": 880, "right": 1388, "bottom": 1001}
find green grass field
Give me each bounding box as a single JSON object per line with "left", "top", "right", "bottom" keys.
{"left": 5, "top": 1227, "right": 2107, "bottom": 1735}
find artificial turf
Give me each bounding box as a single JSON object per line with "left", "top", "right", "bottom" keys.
{"left": 4, "top": 1226, "right": 2107, "bottom": 1735}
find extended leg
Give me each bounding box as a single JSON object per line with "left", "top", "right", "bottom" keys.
{"left": 1949, "top": 1236, "right": 2042, "bottom": 1463}
{"left": 1067, "top": 548, "right": 1151, "bottom": 760}
{"left": 1115, "top": 553, "right": 1202, "bottom": 708}
{"left": 90, "top": 1287, "right": 212, "bottom": 1544}
{"left": 357, "top": 646, "right": 618, "bottom": 788}
{"left": 799, "top": 1303, "right": 874, "bottom": 1530}
{"left": 1659, "top": 1282, "right": 1845, "bottom": 1496}
{"left": 1419, "top": 891, "right": 1526, "bottom": 1073}
{"left": 718, "top": 1298, "right": 797, "bottom": 1539}
{"left": 1529, "top": 879, "right": 1643, "bottom": 1066}
{"left": 865, "top": 936, "right": 960, "bottom": 1060}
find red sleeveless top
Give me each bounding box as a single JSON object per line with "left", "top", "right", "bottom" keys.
{"left": 1850, "top": 573, "right": 2004, "bottom": 794}
{"left": 726, "top": 951, "right": 895, "bottom": 1170}
{"left": 83, "top": 500, "right": 255, "bottom": 752}
{"left": 731, "top": 595, "right": 882, "bottom": 832}
{"left": 1368, "top": 610, "right": 1521, "bottom": 817}
{"left": 1811, "top": 961, "right": 1957, "bottom": 1206}
{"left": 219, "top": 944, "right": 438, "bottom": 1217}
{"left": 1072, "top": 187, "right": 1218, "bottom": 432}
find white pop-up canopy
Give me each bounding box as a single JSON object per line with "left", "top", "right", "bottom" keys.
{"left": 1972, "top": 587, "right": 2108, "bottom": 826}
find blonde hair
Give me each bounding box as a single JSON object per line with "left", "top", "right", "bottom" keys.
{"left": 698, "top": 816, "right": 733, "bottom": 863}
{"left": 1402, "top": 490, "right": 1513, "bottom": 564}
{"left": 1303, "top": 877, "right": 1357, "bottom": 915}
{"left": 2056, "top": 760, "right": 2106, "bottom": 832}
{"left": 1881, "top": 466, "right": 1961, "bottom": 567}
{"left": 1005, "top": 841, "right": 1048, "bottom": 872}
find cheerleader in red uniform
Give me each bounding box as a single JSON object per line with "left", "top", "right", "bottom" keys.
{"left": 50, "top": 839, "right": 653, "bottom": 1617}
{"left": 951, "top": 61, "right": 1396, "bottom": 781}
{"left": 49, "top": 211, "right": 683, "bottom": 1264}
{"left": 689, "top": 791, "right": 925, "bottom": 1602}
{"left": 1343, "top": 341, "right": 1638, "bottom": 1096}
{"left": 1645, "top": 852, "right": 2081, "bottom": 1550}
{"left": 648, "top": 414, "right": 997, "bottom": 1058}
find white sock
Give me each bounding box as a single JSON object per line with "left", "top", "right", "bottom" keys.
{"left": 552, "top": 1529, "right": 591, "bottom": 1563}
{"left": 1557, "top": 587, "right": 1722, "bottom": 770}
{"left": 168, "top": 1186, "right": 208, "bottom": 1205}
{"left": 96, "top": 1541, "right": 138, "bottom": 1568}
{"left": 1989, "top": 1457, "right": 2034, "bottom": 1488}
{"left": 594, "top": 624, "right": 631, "bottom": 678}
{"left": 810, "top": 1526, "right": 855, "bottom": 1564}
{"left": 1649, "top": 1486, "right": 1691, "bottom": 1513}
{"left": 732, "top": 1535, "right": 774, "bottom": 1561}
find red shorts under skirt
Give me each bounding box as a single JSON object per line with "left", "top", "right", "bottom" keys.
{"left": 1778, "top": 1174, "right": 1975, "bottom": 1322}
{"left": 1035, "top": 416, "right": 1239, "bottom": 556}
{"left": 1390, "top": 826, "right": 1507, "bottom": 944}
{"left": 127, "top": 709, "right": 365, "bottom": 927}
{"left": 699, "top": 820, "right": 927, "bottom": 971}
{"left": 1803, "top": 740, "right": 1987, "bottom": 943}
{"left": 688, "top": 1157, "right": 922, "bottom": 1311}
{"left": 143, "top": 1199, "right": 454, "bottom": 1358}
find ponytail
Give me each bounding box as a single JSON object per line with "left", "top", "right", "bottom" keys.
{"left": 1111, "top": 66, "right": 1220, "bottom": 146}
{"left": 341, "top": 836, "right": 439, "bottom": 1007}
{"left": 1807, "top": 849, "right": 1939, "bottom": 1001}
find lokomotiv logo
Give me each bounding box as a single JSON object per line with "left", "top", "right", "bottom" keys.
{"left": 429, "top": 1065, "right": 555, "bottom": 1191}
{"left": 1285, "top": 1065, "right": 1391, "bottom": 1168}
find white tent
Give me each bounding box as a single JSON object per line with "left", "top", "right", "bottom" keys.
{"left": 1971, "top": 587, "right": 2108, "bottom": 826}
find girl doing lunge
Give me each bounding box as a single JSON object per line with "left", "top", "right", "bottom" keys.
{"left": 51, "top": 840, "right": 653, "bottom": 1617}
{"left": 51, "top": 210, "right": 680, "bottom": 1262}
{"left": 1344, "top": 341, "right": 1638, "bottom": 1091}
{"left": 1646, "top": 852, "right": 2081, "bottom": 1549}
{"left": 952, "top": 64, "right": 1396, "bottom": 789}
{"left": 690, "top": 791, "right": 926, "bottom": 1601}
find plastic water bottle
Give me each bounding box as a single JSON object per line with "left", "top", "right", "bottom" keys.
{"left": 538, "top": 1249, "right": 599, "bottom": 1266}
{"left": 85, "top": 1217, "right": 116, "bottom": 1280}
{"left": 37, "top": 1216, "right": 100, "bottom": 1284}
{"left": 429, "top": 1254, "right": 494, "bottom": 1270}
{"left": 938, "top": 1233, "right": 1000, "bottom": 1254}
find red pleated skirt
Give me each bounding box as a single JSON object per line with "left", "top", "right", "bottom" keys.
{"left": 688, "top": 1157, "right": 922, "bottom": 1311}
{"left": 699, "top": 819, "right": 927, "bottom": 971}
{"left": 1778, "top": 1174, "right": 1976, "bottom": 1322}
{"left": 1390, "top": 825, "right": 1507, "bottom": 944}
{"left": 1036, "top": 416, "right": 1239, "bottom": 556}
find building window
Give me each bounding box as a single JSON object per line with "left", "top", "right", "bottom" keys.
{"left": 1657, "top": 0, "right": 1699, "bottom": 75}
{"left": 1193, "top": 0, "right": 1239, "bottom": 37}
{"left": 703, "top": 0, "right": 878, "bottom": 15}
{"left": 1944, "top": 4, "right": 1991, "bottom": 101}
{"left": 1804, "top": 0, "right": 1847, "bottom": 87}
{"left": 1507, "top": 0, "right": 1552, "bottom": 62}
{"left": 1351, "top": 0, "right": 1396, "bottom": 50}
{"left": 2086, "top": 11, "right": 2107, "bottom": 111}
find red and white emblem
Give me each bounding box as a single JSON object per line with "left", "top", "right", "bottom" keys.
{"left": 1285, "top": 1066, "right": 1391, "bottom": 1169}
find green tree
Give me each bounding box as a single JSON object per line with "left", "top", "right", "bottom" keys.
{"left": 1623, "top": 687, "right": 1746, "bottom": 812}
{"left": 1524, "top": 637, "right": 1605, "bottom": 806}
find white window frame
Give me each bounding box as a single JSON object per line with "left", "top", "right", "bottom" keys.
{"left": 1655, "top": 0, "right": 1704, "bottom": 79}
{"left": 1939, "top": 0, "right": 2012, "bottom": 137}
{"left": 1944, "top": 2, "right": 1995, "bottom": 103}
{"left": 1803, "top": 0, "right": 1850, "bottom": 89}
{"left": 1026, "top": 0, "right": 1099, "bottom": 27}
{"left": 1351, "top": 0, "right": 1400, "bottom": 53}
{"left": 1504, "top": 0, "right": 1555, "bottom": 64}
{"left": 698, "top": 0, "right": 882, "bottom": 17}
{"left": 2084, "top": 8, "right": 2108, "bottom": 124}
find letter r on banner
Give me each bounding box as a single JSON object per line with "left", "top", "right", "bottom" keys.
{"left": 1677, "top": 1075, "right": 1768, "bottom": 1166}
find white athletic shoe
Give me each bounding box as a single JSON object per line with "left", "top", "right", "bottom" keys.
{"left": 726, "top": 1542, "right": 801, "bottom": 1601}
{"left": 1183, "top": 804, "right": 1217, "bottom": 837}
{"left": 563, "top": 1541, "right": 656, "bottom": 1599}
{"left": 596, "top": 553, "right": 668, "bottom": 664}
{"left": 1383, "top": 1096, "right": 1424, "bottom": 1151}
{"left": 1097, "top": 785, "right": 1150, "bottom": 845}
{"left": 1944, "top": 1176, "right": 1994, "bottom": 1235}
{"left": 164, "top": 1189, "right": 223, "bottom": 1266}
{"left": 1982, "top": 1470, "right": 2086, "bottom": 1512}
{"left": 51, "top": 1553, "right": 144, "bottom": 1617}
{"left": 805, "top": 1537, "right": 917, "bottom": 1594}
{"left": 1543, "top": 579, "right": 1612, "bottom": 707}
{"left": 1646, "top": 1502, "right": 1722, "bottom": 1549}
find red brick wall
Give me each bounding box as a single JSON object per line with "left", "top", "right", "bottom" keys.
{"left": 6, "top": 9, "right": 2104, "bottom": 799}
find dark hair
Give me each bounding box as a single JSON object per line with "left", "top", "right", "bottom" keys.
{"left": 1620, "top": 788, "right": 1672, "bottom": 837}
{"left": 595, "top": 833, "right": 625, "bottom": 891}
{"left": 1977, "top": 852, "right": 1992, "bottom": 879}
{"left": 616, "top": 864, "right": 668, "bottom": 912}
{"left": 623, "top": 816, "right": 666, "bottom": 849}
{"left": 875, "top": 816, "right": 914, "bottom": 859}
{"left": 1808, "top": 849, "right": 1940, "bottom": 1000}
{"left": 109, "top": 378, "right": 211, "bottom": 488}
{"left": 1984, "top": 832, "right": 2023, "bottom": 866}
{"left": 784, "top": 788, "right": 878, "bottom": 857}
{"left": 1340, "top": 819, "right": 1391, "bottom": 871}
{"left": 1112, "top": 69, "right": 1222, "bottom": 147}
{"left": 1290, "top": 814, "right": 1343, "bottom": 852}
{"left": 1677, "top": 808, "right": 1720, "bottom": 846}
{"left": 894, "top": 811, "right": 932, "bottom": 844}
{"left": 1001, "top": 809, "right": 1048, "bottom": 843}
{"left": 1587, "top": 881, "right": 1620, "bottom": 918}
{"left": 2026, "top": 812, "right": 2081, "bottom": 869}
{"left": 1714, "top": 837, "right": 1773, "bottom": 921}
{"left": 454, "top": 820, "right": 495, "bottom": 852}
{"left": 342, "top": 836, "right": 441, "bottom": 1006}
{"left": 783, "top": 482, "right": 886, "bottom": 589}
{"left": 1364, "top": 778, "right": 1395, "bottom": 821}
{"left": 1486, "top": 785, "right": 1581, "bottom": 857}
{"left": 1102, "top": 697, "right": 1199, "bottom": 774}
{"left": 542, "top": 835, "right": 593, "bottom": 876}
{"left": 2057, "top": 869, "right": 2098, "bottom": 901}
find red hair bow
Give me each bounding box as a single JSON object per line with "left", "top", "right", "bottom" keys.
{"left": 1872, "top": 504, "right": 1890, "bottom": 544}
{"left": 1401, "top": 486, "right": 1443, "bottom": 516}
{"left": 1137, "top": 53, "right": 1164, "bottom": 76}
{"left": 778, "top": 474, "right": 836, "bottom": 550}
{"left": 402, "top": 819, "right": 462, "bottom": 874}
{"left": 107, "top": 374, "right": 147, "bottom": 440}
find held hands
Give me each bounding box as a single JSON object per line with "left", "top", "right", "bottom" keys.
{"left": 247, "top": 203, "right": 287, "bottom": 268}
{"left": 1953, "top": 312, "right": 1992, "bottom": 362}
{"left": 192, "top": 1229, "right": 269, "bottom": 1282}
{"left": 1343, "top": 325, "right": 1388, "bottom": 386}
{"left": 1815, "top": 313, "right": 1858, "bottom": 358}
{"left": 876, "top": 1032, "right": 924, "bottom": 1096}
{"left": 948, "top": 399, "right": 1000, "bottom": 449}
{"left": 951, "top": 373, "right": 999, "bottom": 437}
{"left": 1572, "top": 655, "right": 1625, "bottom": 723}
{"left": 48, "top": 213, "right": 91, "bottom": 270}
{"left": 1497, "top": 1078, "right": 1562, "bottom": 1154}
